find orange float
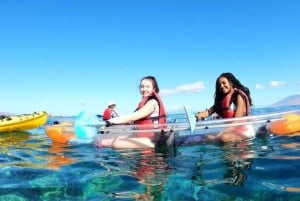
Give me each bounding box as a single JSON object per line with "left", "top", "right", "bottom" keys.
{"left": 45, "top": 122, "right": 75, "bottom": 144}
{"left": 269, "top": 114, "right": 300, "bottom": 135}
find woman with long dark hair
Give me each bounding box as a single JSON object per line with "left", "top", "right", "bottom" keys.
{"left": 196, "top": 72, "right": 254, "bottom": 142}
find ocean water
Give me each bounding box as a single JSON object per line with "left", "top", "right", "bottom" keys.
{"left": 0, "top": 105, "right": 300, "bottom": 200}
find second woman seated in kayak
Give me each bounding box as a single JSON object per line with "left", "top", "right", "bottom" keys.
{"left": 96, "top": 75, "right": 168, "bottom": 149}
{"left": 196, "top": 72, "right": 255, "bottom": 143}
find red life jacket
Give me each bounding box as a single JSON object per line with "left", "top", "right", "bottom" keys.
{"left": 102, "top": 108, "right": 112, "bottom": 121}
{"left": 221, "top": 88, "right": 250, "bottom": 118}
{"left": 134, "top": 93, "right": 166, "bottom": 138}
{"left": 134, "top": 93, "right": 166, "bottom": 126}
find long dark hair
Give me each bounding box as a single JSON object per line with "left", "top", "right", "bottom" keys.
{"left": 213, "top": 72, "right": 252, "bottom": 110}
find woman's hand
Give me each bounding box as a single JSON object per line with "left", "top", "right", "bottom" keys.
{"left": 196, "top": 110, "right": 209, "bottom": 121}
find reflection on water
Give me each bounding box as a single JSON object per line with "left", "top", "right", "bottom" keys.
{"left": 0, "top": 127, "right": 300, "bottom": 199}
{"left": 0, "top": 131, "right": 31, "bottom": 144}
{"left": 47, "top": 143, "right": 78, "bottom": 170}
{"left": 0, "top": 131, "right": 46, "bottom": 169}
{"left": 220, "top": 140, "right": 254, "bottom": 187}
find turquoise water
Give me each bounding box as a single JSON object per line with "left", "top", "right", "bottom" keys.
{"left": 0, "top": 106, "right": 300, "bottom": 200}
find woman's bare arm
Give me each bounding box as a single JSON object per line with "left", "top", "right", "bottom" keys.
{"left": 108, "top": 99, "right": 157, "bottom": 124}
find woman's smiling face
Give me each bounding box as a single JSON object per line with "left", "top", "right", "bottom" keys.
{"left": 218, "top": 76, "right": 233, "bottom": 94}
{"left": 140, "top": 79, "right": 155, "bottom": 97}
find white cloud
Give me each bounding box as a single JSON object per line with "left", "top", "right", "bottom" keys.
{"left": 255, "top": 81, "right": 286, "bottom": 90}
{"left": 269, "top": 81, "right": 285, "bottom": 87}
{"left": 255, "top": 84, "right": 265, "bottom": 89}
{"left": 161, "top": 81, "right": 205, "bottom": 96}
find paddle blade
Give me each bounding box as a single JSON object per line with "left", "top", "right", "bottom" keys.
{"left": 74, "top": 111, "right": 99, "bottom": 139}
{"left": 183, "top": 106, "right": 197, "bottom": 133}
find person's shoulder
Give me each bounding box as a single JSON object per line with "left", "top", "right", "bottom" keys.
{"left": 147, "top": 98, "right": 158, "bottom": 105}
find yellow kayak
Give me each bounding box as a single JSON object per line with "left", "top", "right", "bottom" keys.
{"left": 0, "top": 111, "right": 48, "bottom": 133}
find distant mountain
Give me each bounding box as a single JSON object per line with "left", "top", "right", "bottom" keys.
{"left": 270, "top": 94, "right": 300, "bottom": 107}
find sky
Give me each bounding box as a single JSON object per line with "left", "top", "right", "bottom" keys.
{"left": 1, "top": 0, "right": 300, "bottom": 116}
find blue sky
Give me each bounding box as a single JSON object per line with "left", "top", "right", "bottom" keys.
{"left": 1, "top": 0, "right": 300, "bottom": 116}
